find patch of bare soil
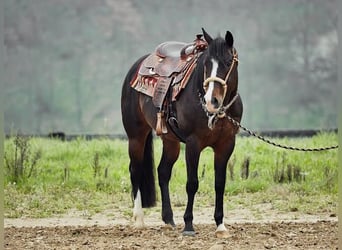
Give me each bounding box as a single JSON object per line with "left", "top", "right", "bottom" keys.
{"left": 5, "top": 221, "right": 338, "bottom": 249}
{"left": 4, "top": 206, "right": 338, "bottom": 249}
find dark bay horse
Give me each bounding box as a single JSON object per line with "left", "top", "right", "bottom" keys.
{"left": 121, "top": 28, "right": 243, "bottom": 237}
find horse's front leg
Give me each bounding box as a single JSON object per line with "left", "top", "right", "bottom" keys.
{"left": 157, "top": 139, "right": 180, "bottom": 227}
{"left": 213, "top": 140, "right": 235, "bottom": 238}
{"left": 182, "top": 140, "right": 201, "bottom": 236}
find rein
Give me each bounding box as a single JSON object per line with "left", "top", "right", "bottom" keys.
{"left": 226, "top": 115, "right": 338, "bottom": 151}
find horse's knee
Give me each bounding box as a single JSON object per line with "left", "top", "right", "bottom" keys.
{"left": 214, "top": 182, "right": 225, "bottom": 193}
{"left": 157, "top": 167, "right": 170, "bottom": 184}
{"left": 186, "top": 180, "right": 199, "bottom": 194}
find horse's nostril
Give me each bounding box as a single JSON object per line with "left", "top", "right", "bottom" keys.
{"left": 211, "top": 97, "right": 219, "bottom": 108}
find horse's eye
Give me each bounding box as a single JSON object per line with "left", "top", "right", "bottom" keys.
{"left": 226, "top": 59, "right": 232, "bottom": 66}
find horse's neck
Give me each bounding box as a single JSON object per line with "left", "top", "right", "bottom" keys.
{"left": 191, "top": 56, "right": 205, "bottom": 94}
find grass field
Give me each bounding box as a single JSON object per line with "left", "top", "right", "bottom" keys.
{"left": 4, "top": 133, "right": 338, "bottom": 218}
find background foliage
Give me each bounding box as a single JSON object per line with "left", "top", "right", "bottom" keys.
{"left": 4, "top": 0, "right": 337, "bottom": 134}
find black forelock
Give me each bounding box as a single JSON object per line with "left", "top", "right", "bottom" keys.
{"left": 208, "top": 37, "right": 230, "bottom": 62}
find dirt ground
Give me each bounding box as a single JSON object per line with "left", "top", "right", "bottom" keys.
{"left": 5, "top": 206, "right": 338, "bottom": 249}
{"left": 4, "top": 221, "right": 338, "bottom": 250}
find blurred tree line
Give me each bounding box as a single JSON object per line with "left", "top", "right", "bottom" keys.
{"left": 4, "top": 0, "right": 337, "bottom": 134}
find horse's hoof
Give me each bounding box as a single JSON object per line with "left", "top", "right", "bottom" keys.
{"left": 209, "top": 244, "right": 224, "bottom": 250}
{"left": 133, "top": 215, "right": 145, "bottom": 228}
{"left": 134, "top": 221, "right": 145, "bottom": 228}
{"left": 162, "top": 223, "right": 176, "bottom": 231}
{"left": 164, "top": 220, "right": 176, "bottom": 228}
{"left": 182, "top": 230, "right": 196, "bottom": 236}
{"left": 215, "top": 223, "right": 229, "bottom": 238}
{"left": 215, "top": 230, "right": 229, "bottom": 238}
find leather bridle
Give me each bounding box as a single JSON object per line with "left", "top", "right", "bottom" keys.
{"left": 201, "top": 48, "right": 239, "bottom": 128}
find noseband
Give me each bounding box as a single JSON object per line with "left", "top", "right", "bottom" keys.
{"left": 201, "top": 49, "right": 239, "bottom": 128}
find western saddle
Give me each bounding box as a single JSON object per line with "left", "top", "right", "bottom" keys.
{"left": 131, "top": 34, "right": 208, "bottom": 135}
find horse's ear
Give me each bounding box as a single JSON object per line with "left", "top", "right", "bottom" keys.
{"left": 225, "top": 31, "right": 234, "bottom": 47}
{"left": 202, "top": 28, "right": 213, "bottom": 44}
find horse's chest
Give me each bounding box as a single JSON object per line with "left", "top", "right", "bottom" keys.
{"left": 203, "top": 119, "right": 236, "bottom": 145}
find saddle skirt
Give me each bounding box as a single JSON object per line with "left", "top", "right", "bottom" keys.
{"left": 130, "top": 35, "right": 207, "bottom": 109}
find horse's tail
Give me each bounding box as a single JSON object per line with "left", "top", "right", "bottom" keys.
{"left": 139, "top": 131, "right": 156, "bottom": 208}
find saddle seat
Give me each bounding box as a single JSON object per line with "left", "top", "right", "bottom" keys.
{"left": 156, "top": 41, "right": 189, "bottom": 58}
{"left": 139, "top": 41, "right": 197, "bottom": 78}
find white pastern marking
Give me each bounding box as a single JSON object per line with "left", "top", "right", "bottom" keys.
{"left": 216, "top": 223, "right": 228, "bottom": 232}
{"left": 133, "top": 189, "right": 144, "bottom": 227}
{"left": 204, "top": 59, "right": 218, "bottom": 103}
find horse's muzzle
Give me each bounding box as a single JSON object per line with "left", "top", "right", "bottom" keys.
{"left": 205, "top": 97, "right": 222, "bottom": 114}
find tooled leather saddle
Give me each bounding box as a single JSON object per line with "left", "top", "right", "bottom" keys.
{"left": 130, "top": 34, "right": 207, "bottom": 135}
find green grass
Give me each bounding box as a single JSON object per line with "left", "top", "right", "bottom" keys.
{"left": 3, "top": 133, "right": 338, "bottom": 218}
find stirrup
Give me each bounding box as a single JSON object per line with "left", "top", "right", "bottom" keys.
{"left": 156, "top": 112, "right": 168, "bottom": 135}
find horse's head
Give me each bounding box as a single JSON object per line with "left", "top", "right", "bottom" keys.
{"left": 201, "top": 28, "right": 238, "bottom": 118}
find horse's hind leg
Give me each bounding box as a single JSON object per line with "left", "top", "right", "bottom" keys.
{"left": 121, "top": 55, "right": 156, "bottom": 227}
{"left": 128, "top": 135, "right": 147, "bottom": 228}
{"left": 128, "top": 130, "right": 156, "bottom": 227}
{"left": 157, "top": 138, "right": 180, "bottom": 227}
